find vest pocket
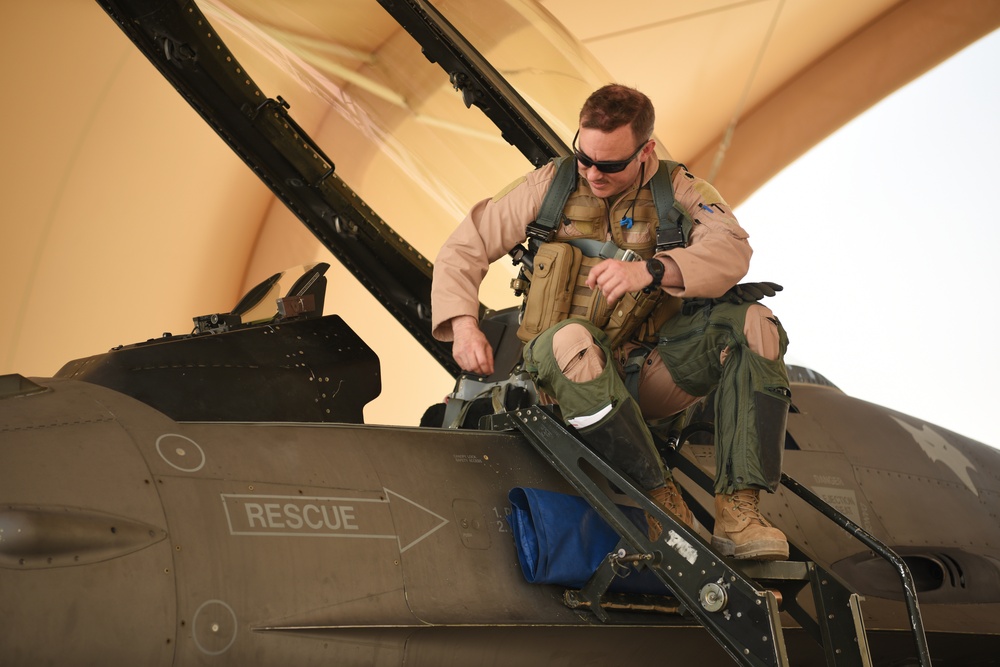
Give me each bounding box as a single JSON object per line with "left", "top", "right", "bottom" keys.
{"left": 517, "top": 243, "right": 582, "bottom": 342}
{"left": 571, "top": 256, "right": 613, "bottom": 328}
{"left": 560, "top": 205, "right": 603, "bottom": 238}
{"left": 604, "top": 288, "right": 662, "bottom": 349}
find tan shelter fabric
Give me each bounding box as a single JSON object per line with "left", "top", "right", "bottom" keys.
{"left": 2, "top": 0, "right": 997, "bottom": 425}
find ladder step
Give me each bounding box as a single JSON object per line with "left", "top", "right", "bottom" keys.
{"left": 736, "top": 560, "right": 812, "bottom": 582}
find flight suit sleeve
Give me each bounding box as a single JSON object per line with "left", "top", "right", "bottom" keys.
{"left": 657, "top": 167, "right": 752, "bottom": 298}
{"left": 431, "top": 162, "right": 557, "bottom": 341}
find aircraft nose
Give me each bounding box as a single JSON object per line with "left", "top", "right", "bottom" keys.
{"left": 0, "top": 506, "right": 167, "bottom": 568}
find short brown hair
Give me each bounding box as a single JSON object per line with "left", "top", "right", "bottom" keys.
{"left": 579, "top": 84, "right": 655, "bottom": 144}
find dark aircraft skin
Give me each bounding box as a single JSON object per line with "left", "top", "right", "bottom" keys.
{"left": 2, "top": 1, "right": 1000, "bottom": 665}
{"left": 3, "top": 323, "right": 1000, "bottom": 666}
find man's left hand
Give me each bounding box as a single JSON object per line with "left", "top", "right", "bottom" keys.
{"left": 586, "top": 259, "right": 651, "bottom": 305}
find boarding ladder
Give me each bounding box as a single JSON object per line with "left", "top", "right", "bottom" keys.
{"left": 484, "top": 405, "right": 932, "bottom": 667}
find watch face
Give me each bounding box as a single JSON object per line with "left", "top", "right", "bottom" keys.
{"left": 646, "top": 258, "right": 664, "bottom": 288}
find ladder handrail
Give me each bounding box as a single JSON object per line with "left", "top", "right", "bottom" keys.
{"left": 777, "top": 474, "right": 931, "bottom": 667}
{"left": 660, "top": 429, "right": 930, "bottom": 667}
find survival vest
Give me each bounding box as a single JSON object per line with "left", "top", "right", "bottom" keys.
{"left": 513, "top": 157, "right": 694, "bottom": 346}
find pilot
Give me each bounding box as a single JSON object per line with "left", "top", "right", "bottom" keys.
{"left": 431, "top": 84, "right": 791, "bottom": 561}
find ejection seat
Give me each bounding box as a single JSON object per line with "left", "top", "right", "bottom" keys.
{"left": 193, "top": 262, "right": 330, "bottom": 334}
{"left": 424, "top": 306, "right": 537, "bottom": 429}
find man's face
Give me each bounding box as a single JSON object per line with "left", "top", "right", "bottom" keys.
{"left": 575, "top": 125, "right": 654, "bottom": 199}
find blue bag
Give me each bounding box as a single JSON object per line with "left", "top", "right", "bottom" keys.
{"left": 506, "top": 487, "right": 669, "bottom": 594}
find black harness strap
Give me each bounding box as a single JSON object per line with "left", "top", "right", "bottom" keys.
{"left": 525, "top": 156, "right": 576, "bottom": 243}
{"left": 526, "top": 157, "right": 693, "bottom": 252}
{"left": 650, "top": 162, "right": 694, "bottom": 251}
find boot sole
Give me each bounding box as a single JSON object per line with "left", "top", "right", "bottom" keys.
{"left": 712, "top": 535, "right": 789, "bottom": 561}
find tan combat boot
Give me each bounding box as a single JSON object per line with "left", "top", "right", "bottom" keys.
{"left": 647, "top": 479, "right": 696, "bottom": 541}
{"left": 712, "top": 489, "right": 789, "bottom": 560}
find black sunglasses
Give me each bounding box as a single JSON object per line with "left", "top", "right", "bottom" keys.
{"left": 572, "top": 129, "right": 648, "bottom": 174}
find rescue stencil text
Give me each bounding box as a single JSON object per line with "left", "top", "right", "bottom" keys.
{"left": 221, "top": 493, "right": 395, "bottom": 539}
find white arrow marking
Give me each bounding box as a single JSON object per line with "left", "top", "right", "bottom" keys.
{"left": 384, "top": 487, "right": 451, "bottom": 553}
{"left": 220, "top": 488, "right": 450, "bottom": 553}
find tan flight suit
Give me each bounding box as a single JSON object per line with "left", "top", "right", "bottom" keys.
{"left": 432, "top": 156, "right": 751, "bottom": 341}
{"left": 432, "top": 154, "right": 787, "bottom": 493}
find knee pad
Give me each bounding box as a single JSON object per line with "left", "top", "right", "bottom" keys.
{"left": 551, "top": 322, "right": 607, "bottom": 383}
{"left": 524, "top": 320, "right": 666, "bottom": 490}
{"left": 523, "top": 319, "right": 624, "bottom": 424}
{"left": 743, "top": 303, "right": 782, "bottom": 361}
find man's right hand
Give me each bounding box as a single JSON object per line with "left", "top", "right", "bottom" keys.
{"left": 450, "top": 315, "right": 495, "bottom": 376}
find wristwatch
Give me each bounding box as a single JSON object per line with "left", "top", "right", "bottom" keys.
{"left": 644, "top": 258, "right": 664, "bottom": 293}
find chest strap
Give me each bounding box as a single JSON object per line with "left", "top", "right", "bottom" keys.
{"left": 526, "top": 156, "right": 577, "bottom": 243}
{"left": 567, "top": 238, "right": 637, "bottom": 261}
{"left": 651, "top": 167, "right": 691, "bottom": 251}
{"left": 526, "top": 157, "right": 692, "bottom": 252}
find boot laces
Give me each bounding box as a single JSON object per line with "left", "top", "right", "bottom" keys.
{"left": 648, "top": 481, "right": 694, "bottom": 539}
{"left": 731, "top": 490, "right": 770, "bottom": 527}
{"left": 664, "top": 485, "right": 681, "bottom": 513}
{"left": 656, "top": 481, "right": 684, "bottom": 514}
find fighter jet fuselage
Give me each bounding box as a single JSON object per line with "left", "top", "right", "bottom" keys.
{"left": 3, "top": 0, "right": 1000, "bottom": 665}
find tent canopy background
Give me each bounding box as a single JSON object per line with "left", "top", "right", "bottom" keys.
{"left": 3, "top": 0, "right": 997, "bottom": 426}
